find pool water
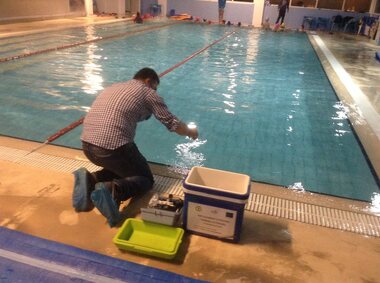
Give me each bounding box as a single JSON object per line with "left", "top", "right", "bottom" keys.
{"left": 0, "top": 20, "right": 169, "bottom": 60}
{"left": 0, "top": 21, "right": 378, "bottom": 201}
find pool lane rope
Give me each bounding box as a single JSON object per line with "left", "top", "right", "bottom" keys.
{"left": 0, "top": 22, "right": 177, "bottom": 63}
{"left": 24, "top": 30, "right": 236, "bottom": 156}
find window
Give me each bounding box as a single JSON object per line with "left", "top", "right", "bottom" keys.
{"left": 269, "top": 0, "right": 283, "bottom": 5}
{"left": 317, "top": 0, "right": 344, "bottom": 10}
{"left": 228, "top": 0, "right": 253, "bottom": 2}
{"left": 344, "top": 0, "right": 371, "bottom": 12}
{"left": 291, "top": 0, "right": 316, "bottom": 7}
{"left": 268, "top": 0, "right": 373, "bottom": 11}
{"left": 292, "top": 1, "right": 305, "bottom": 6}
{"left": 270, "top": 0, "right": 317, "bottom": 8}
{"left": 70, "top": 0, "right": 85, "bottom": 12}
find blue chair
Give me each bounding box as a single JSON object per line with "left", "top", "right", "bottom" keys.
{"left": 316, "top": 17, "right": 329, "bottom": 31}
{"left": 343, "top": 18, "right": 359, "bottom": 33}
{"left": 329, "top": 15, "right": 343, "bottom": 33}
{"left": 359, "top": 16, "right": 379, "bottom": 36}
{"left": 169, "top": 9, "right": 175, "bottom": 17}
{"left": 302, "top": 16, "right": 316, "bottom": 30}
{"left": 341, "top": 16, "right": 354, "bottom": 32}
{"left": 150, "top": 4, "right": 161, "bottom": 17}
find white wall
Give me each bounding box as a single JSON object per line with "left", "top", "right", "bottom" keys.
{"left": 96, "top": 0, "right": 120, "bottom": 13}
{"left": 1, "top": 0, "right": 376, "bottom": 32}
{"left": 167, "top": 0, "right": 369, "bottom": 29}
{"left": 265, "top": 5, "right": 361, "bottom": 30}
{"left": 131, "top": 0, "right": 141, "bottom": 14}
{"left": 0, "top": 0, "right": 73, "bottom": 21}
{"left": 225, "top": 2, "right": 254, "bottom": 25}
{"left": 167, "top": 0, "right": 254, "bottom": 25}
{"left": 96, "top": 0, "right": 129, "bottom": 16}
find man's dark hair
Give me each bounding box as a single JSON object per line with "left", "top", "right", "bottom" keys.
{"left": 133, "top": 68, "right": 160, "bottom": 84}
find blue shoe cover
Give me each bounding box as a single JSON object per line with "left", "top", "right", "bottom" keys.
{"left": 72, "top": 167, "right": 94, "bottom": 212}
{"left": 91, "top": 183, "right": 121, "bottom": 227}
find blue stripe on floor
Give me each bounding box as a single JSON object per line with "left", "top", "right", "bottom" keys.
{"left": 0, "top": 227, "right": 205, "bottom": 283}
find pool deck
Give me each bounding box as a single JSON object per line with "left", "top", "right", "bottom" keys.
{"left": 0, "top": 17, "right": 380, "bottom": 283}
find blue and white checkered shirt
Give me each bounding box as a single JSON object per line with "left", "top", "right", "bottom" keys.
{"left": 81, "top": 79, "right": 180, "bottom": 149}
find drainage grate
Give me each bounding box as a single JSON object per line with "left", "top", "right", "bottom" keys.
{"left": 250, "top": 194, "right": 380, "bottom": 237}
{"left": 0, "top": 146, "right": 101, "bottom": 172}
{"left": 1, "top": 145, "right": 379, "bottom": 237}
{"left": 155, "top": 175, "right": 380, "bottom": 238}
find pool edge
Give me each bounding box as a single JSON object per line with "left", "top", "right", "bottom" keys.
{"left": 1, "top": 135, "right": 379, "bottom": 238}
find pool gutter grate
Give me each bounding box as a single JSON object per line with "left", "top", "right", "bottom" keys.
{"left": 1, "top": 145, "right": 379, "bottom": 238}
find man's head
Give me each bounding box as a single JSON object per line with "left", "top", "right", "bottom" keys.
{"left": 134, "top": 68, "right": 160, "bottom": 90}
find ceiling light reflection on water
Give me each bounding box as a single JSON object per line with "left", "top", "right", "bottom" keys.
{"left": 332, "top": 101, "right": 349, "bottom": 120}
{"left": 170, "top": 138, "right": 207, "bottom": 175}
{"left": 332, "top": 101, "right": 352, "bottom": 137}
{"left": 366, "top": 193, "right": 380, "bottom": 216}
{"left": 81, "top": 43, "right": 104, "bottom": 95}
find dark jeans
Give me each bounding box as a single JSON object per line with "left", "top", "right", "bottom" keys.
{"left": 82, "top": 141, "right": 154, "bottom": 201}
{"left": 276, "top": 10, "right": 286, "bottom": 24}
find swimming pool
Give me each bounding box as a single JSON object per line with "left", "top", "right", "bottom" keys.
{"left": 0, "top": 21, "right": 378, "bottom": 202}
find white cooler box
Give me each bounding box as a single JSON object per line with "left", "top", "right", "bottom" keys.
{"left": 183, "top": 166, "right": 251, "bottom": 242}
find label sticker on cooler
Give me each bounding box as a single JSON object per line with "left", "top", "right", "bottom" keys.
{"left": 187, "top": 201, "right": 236, "bottom": 239}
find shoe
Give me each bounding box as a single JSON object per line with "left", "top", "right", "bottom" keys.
{"left": 91, "top": 183, "right": 121, "bottom": 227}
{"left": 72, "top": 167, "right": 95, "bottom": 212}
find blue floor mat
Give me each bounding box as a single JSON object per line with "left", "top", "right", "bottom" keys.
{"left": 0, "top": 227, "right": 205, "bottom": 283}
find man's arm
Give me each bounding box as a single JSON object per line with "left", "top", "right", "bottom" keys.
{"left": 175, "top": 121, "right": 199, "bottom": 140}
{"left": 147, "top": 90, "right": 199, "bottom": 140}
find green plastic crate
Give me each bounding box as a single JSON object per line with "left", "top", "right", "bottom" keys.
{"left": 113, "top": 218, "right": 184, "bottom": 259}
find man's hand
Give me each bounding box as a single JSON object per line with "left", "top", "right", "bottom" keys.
{"left": 187, "top": 127, "right": 199, "bottom": 140}
{"left": 175, "top": 121, "right": 199, "bottom": 140}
